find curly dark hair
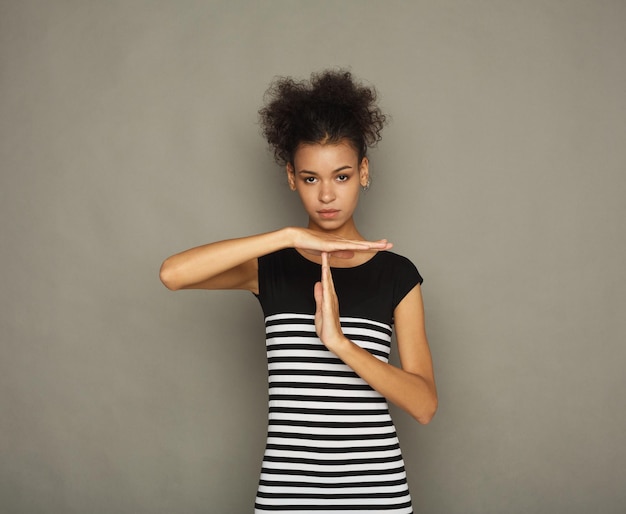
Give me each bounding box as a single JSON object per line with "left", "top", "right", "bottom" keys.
{"left": 259, "top": 70, "right": 387, "bottom": 166}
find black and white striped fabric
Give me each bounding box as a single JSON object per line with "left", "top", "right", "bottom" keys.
{"left": 255, "top": 313, "right": 412, "bottom": 513}
{"left": 254, "top": 248, "right": 422, "bottom": 513}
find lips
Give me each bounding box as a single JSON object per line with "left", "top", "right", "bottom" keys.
{"left": 318, "top": 209, "right": 340, "bottom": 219}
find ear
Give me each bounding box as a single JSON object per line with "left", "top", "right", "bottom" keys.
{"left": 286, "top": 163, "right": 297, "bottom": 191}
{"left": 359, "top": 157, "right": 370, "bottom": 188}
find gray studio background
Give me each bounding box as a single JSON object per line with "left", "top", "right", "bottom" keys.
{"left": 1, "top": 1, "right": 625, "bottom": 513}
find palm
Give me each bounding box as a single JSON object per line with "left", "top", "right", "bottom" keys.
{"left": 314, "top": 252, "right": 345, "bottom": 351}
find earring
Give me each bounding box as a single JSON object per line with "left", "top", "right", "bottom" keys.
{"left": 362, "top": 180, "right": 371, "bottom": 192}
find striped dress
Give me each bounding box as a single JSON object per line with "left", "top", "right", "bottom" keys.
{"left": 255, "top": 248, "right": 423, "bottom": 514}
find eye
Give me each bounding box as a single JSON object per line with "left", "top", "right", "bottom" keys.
{"left": 336, "top": 174, "right": 349, "bottom": 182}
{"left": 303, "top": 176, "right": 317, "bottom": 184}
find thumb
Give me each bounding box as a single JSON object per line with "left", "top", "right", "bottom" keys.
{"left": 314, "top": 281, "right": 323, "bottom": 311}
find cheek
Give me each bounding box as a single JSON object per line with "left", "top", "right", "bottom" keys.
{"left": 296, "top": 188, "right": 314, "bottom": 207}
{"left": 347, "top": 184, "right": 361, "bottom": 203}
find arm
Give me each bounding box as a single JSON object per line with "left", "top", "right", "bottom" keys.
{"left": 314, "top": 252, "right": 438, "bottom": 424}
{"left": 159, "top": 229, "right": 287, "bottom": 293}
{"left": 159, "top": 228, "right": 392, "bottom": 293}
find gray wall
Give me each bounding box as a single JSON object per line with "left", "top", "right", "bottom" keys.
{"left": 1, "top": 1, "right": 625, "bottom": 513}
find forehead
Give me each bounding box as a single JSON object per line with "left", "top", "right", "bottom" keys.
{"left": 293, "top": 140, "right": 360, "bottom": 170}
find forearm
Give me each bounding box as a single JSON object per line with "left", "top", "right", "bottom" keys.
{"left": 331, "top": 337, "right": 438, "bottom": 424}
{"left": 159, "top": 227, "right": 294, "bottom": 290}
{"left": 161, "top": 227, "right": 390, "bottom": 291}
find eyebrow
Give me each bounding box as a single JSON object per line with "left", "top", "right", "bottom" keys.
{"left": 297, "top": 165, "right": 353, "bottom": 175}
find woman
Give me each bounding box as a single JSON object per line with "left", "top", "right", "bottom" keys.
{"left": 160, "top": 70, "right": 437, "bottom": 513}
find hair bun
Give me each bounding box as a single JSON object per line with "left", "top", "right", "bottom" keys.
{"left": 259, "top": 69, "right": 387, "bottom": 165}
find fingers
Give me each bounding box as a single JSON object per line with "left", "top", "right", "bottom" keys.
{"left": 320, "top": 239, "right": 392, "bottom": 258}
{"left": 321, "top": 251, "right": 330, "bottom": 287}
{"left": 370, "top": 239, "right": 393, "bottom": 250}
{"left": 321, "top": 252, "right": 336, "bottom": 306}
{"left": 321, "top": 250, "right": 329, "bottom": 268}
{"left": 316, "top": 253, "right": 346, "bottom": 349}
{"left": 330, "top": 238, "right": 392, "bottom": 251}
{"left": 295, "top": 228, "right": 393, "bottom": 254}
{"left": 320, "top": 252, "right": 329, "bottom": 300}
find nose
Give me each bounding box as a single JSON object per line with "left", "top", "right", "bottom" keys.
{"left": 318, "top": 181, "right": 335, "bottom": 204}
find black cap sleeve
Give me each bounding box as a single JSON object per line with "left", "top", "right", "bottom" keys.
{"left": 391, "top": 254, "right": 423, "bottom": 310}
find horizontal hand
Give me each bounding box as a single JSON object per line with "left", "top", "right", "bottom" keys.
{"left": 293, "top": 228, "right": 392, "bottom": 259}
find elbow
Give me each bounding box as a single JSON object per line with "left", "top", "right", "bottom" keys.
{"left": 159, "top": 259, "right": 182, "bottom": 291}
{"left": 413, "top": 396, "right": 438, "bottom": 425}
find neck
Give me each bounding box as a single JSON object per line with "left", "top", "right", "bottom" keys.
{"left": 307, "top": 217, "right": 363, "bottom": 240}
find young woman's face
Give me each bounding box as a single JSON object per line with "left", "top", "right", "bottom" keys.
{"left": 287, "top": 140, "right": 369, "bottom": 235}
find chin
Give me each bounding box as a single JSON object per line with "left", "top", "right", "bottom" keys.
{"left": 318, "top": 220, "right": 347, "bottom": 231}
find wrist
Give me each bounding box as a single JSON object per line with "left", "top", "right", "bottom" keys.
{"left": 281, "top": 226, "right": 300, "bottom": 249}
{"left": 326, "top": 334, "right": 352, "bottom": 356}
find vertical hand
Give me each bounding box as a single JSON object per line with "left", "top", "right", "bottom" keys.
{"left": 314, "top": 252, "right": 347, "bottom": 352}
